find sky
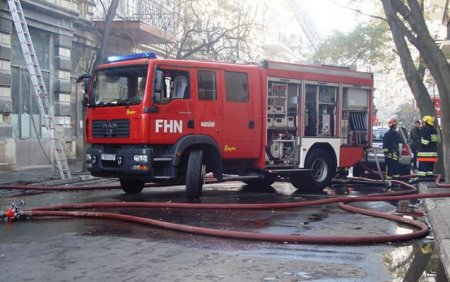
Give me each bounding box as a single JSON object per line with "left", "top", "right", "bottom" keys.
{"left": 301, "top": 0, "right": 374, "bottom": 36}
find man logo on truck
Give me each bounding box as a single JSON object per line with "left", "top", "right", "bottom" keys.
{"left": 155, "top": 119, "right": 183, "bottom": 133}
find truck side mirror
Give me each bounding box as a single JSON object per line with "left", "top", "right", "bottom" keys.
{"left": 152, "top": 70, "right": 163, "bottom": 103}
{"left": 77, "top": 74, "right": 91, "bottom": 107}
{"left": 81, "top": 94, "right": 89, "bottom": 107}
{"left": 154, "top": 70, "right": 163, "bottom": 92}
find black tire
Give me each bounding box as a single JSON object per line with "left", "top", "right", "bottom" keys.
{"left": 120, "top": 179, "right": 145, "bottom": 194}
{"left": 186, "top": 150, "right": 205, "bottom": 199}
{"left": 352, "top": 163, "right": 365, "bottom": 177}
{"left": 243, "top": 176, "right": 276, "bottom": 187}
{"left": 289, "top": 173, "right": 305, "bottom": 189}
{"left": 293, "top": 149, "right": 334, "bottom": 191}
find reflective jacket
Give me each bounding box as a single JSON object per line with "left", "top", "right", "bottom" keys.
{"left": 418, "top": 124, "right": 439, "bottom": 162}
{"left": 383, "top": 128, "right": 400, "bottom": 161}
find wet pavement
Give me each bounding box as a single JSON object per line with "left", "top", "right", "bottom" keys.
{"left": 0, "top": 165, "right": 447, "bottom": 281}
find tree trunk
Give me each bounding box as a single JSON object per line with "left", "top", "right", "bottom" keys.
{"left": 81, "top": 0, "right": 119, "bottom": 172}
{"left": 381, "top": 0, "right": 435, "bottom": 115}
{"left": 381, "top": 0, "right": 450, "bottom": 182}
{"left": 95, "top": 0, "right": 120, "bottom": 66}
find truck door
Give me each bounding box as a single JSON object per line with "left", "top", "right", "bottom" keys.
{"left": 150, "top": 67, "right": 194, "bottom": 144}
{"left": 221, "top": 70, "right": 261, "bottom": 159}
{"left": 195, "top": 70, "right": 221, "bottom": 142}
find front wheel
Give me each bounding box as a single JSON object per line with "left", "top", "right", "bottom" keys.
{"left": 186, "top": 150, "right": 205, "bottom": 199}
{"left": 120, "top": 179, "right": 145, "bottom": 194}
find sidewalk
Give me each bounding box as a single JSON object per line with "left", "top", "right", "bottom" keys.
{"left": 0, "top": 161, "right": 86, "bottom": 185}
{"left": 418, "top": 182, "right": 450, "bottom": 279}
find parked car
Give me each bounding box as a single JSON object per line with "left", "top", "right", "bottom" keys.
{"left": 353, "top": 126, "right": 412, "bottom": 177}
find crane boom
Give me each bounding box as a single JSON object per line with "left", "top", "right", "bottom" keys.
{"left": 287, "top": 0, "right": 322, "bottom": 51}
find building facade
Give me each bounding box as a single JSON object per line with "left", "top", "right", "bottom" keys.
{"left": 0, "top": 0, "right": 171, "bottom": 170}
{"left": 0, "top": 0, "right": 93, "bottom": 169}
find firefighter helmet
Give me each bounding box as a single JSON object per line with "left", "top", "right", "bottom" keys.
{"left": 422, "top": 115, "right": 435, "bottom": 126}
{"left": 387, "top": 118, "right": 397, "bottom": 127}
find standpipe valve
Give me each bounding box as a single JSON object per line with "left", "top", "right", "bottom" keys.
{"left": 1, "top": 200, "right": 25, "bottom": 221}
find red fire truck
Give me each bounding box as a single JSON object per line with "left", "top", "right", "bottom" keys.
{"left": 83, "top": 52, "right": 373, "bottom": 198}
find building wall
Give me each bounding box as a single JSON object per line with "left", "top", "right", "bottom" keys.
{"left": 0, "top": 7, "right": 14, "bottom": 169}
{"left": 0, "top": 0, "right": 97, "bottom": 169}
{"left": 0, "top": 0, "right": 175, "bottom": 170}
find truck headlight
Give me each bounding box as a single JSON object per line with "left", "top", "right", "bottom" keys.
{"left": 133, "top": 155, "right": 148, "bottom": 163}
{"left": 86, "top": 154, "right": 96, "bottom": 164}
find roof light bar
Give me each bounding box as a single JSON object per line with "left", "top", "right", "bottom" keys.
{"left": 106, "top": 52, "right": 157, "bottom": 63}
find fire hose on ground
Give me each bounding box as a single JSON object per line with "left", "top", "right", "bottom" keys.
{"left": 0, "top": 175, "right": 448, "bottom": 245}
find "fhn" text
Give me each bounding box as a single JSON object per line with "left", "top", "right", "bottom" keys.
{"left": 155, "top": 119, "right": 183, "bottom": 133}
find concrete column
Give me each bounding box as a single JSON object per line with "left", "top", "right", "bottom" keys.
{"left": 54, "top": 34, "right": 76, "bottom": 159}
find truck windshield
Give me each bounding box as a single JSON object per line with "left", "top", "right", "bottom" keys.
{"left": 90, "top": 66, "right": 148, "bottom": 107}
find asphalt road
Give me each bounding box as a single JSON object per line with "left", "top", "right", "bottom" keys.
{"left": 0, "top": 180, "right": 444, "bottom": 281}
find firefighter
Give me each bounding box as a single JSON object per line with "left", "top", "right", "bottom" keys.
{"left": 383, "top": 118, "right": 400, "bottom": 179}
{"left": 417, "top": 115, "right": 439, "bottom": 178}
{"left": 409, "top": 120, "right": 422, "bottom": 172}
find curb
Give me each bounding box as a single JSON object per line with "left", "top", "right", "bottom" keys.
{"left": 418, "top": 182, "right": 450, "bottom": 279}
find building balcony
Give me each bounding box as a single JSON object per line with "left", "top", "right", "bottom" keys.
{"left": 94, "top": 20, "right": 175, "bottom": 45}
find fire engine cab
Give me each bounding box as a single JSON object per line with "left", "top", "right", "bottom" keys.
{"left": 83, "top": 52, "right": 373, "bottom": 198}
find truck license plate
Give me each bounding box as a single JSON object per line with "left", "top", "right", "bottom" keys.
{"left": 101, "top": 154, "right": 116, "bottom": 161}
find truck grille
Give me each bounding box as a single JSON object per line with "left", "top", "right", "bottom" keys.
{"left": 92, "top": 119, "right": 130, "bottom": 138}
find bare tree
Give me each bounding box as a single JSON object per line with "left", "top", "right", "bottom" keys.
{"left": 91, "top": 0, "right": 260, "bottom": 62}
{"left": 158, "top": 0, "right": 259, "bottom": 62}
{"left": 381, "top": 0, "right": 450, "bottom": 180}
{"left": 95, "top": 0, "right": 120, "bottom": 66}
{"left": 73, "top": 0, "right": 119, "bottom": 171}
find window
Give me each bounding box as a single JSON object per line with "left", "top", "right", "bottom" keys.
{"left": 153, "top": 69, "right": 190, "bottom": 103}
{"left": 318, "top": 85, "right": 337, "bottom": 136}
{"left": 11, "top": 27, "right": 51, "bottom": 139}
{"left": 91, "top": 66, "right": 148, "bottom": 106}
{"left": 198, "top": 71, "right": 216, "bottom": 101}
{"left": 373, "top": 129, "right": 388, "bottom": 142}
{"left": 12, "top": 27, "right": 50, "bottom": 69}
{"left": 304, "top": 84, "right": 337, "bottom": 137}
{"left": 305, "top": 85, "right": 318, "bottom": 136}
{"left": 225, "top": 71, "right": 248, "bottom": 102}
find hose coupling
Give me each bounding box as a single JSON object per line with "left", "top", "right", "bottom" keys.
{"left": 1, "top": 200, "right": 25, "bottom": 221}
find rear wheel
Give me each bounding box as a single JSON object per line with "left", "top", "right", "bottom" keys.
{"left": 289, "top": 173, "right": 305, "bottom": 190}
{"left": 186, "top": 150, "right": 205, "bottom": 199}
{"left": 291, "top": 149, "right": 334, "bottom": 192}
{"left": 306, "top": 149, "right": 334, "bottom": 189}
{"left": 120, "top": 179, "right": 145, "bottom": 194}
